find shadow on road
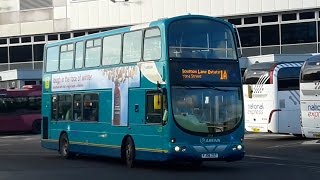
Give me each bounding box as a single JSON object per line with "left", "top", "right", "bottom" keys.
{"left": 66, "top": 155, "right": 241, "bottom": 172}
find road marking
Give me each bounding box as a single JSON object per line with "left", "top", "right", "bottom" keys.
{"left": 0, "top": 153, "right": 57, "bottom": 156}
{"left": 244, "top": 133, "right": 292, "bottom": 139}
{"left": 246, "top": 154, "right": 287, "bottom": 160}
{"left": 266, "top": 142, "right": 301, "bottom": 148}
{"left": 302, "top": 140, "right": 320, "bottom": 145}
{"left": 0, "top": 135, "right": 40, "bottom": 141}
{"left": 242, "top": 160, "right": 320, "bottom": 173}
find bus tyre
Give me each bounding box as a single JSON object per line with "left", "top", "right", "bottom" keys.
{"left": 31, "top": 120, "right": 41, "bottom": 134}
{"left": 125, "top": 137, "right": 136, "bottom": 168}
{"left": 59, "top": 133, "right": 74, "bottom": 159}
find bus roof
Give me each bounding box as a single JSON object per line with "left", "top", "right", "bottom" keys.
{"left": 0, "top": 86, "right": 41, "bottom": 97}
{"left": 305, "top": 54, "right": 320, "bottom": 64}
{"left": 45, "top": 14, "right": 231, "bottom": 48}
{"left": 247, "top": 61, "right": 304, "bottom": 71}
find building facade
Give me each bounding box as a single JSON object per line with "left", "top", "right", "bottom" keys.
{"left": 1, "top": 0, "right": 320, "bottom": 72}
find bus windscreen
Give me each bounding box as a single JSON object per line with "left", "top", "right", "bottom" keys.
{"left": 168, "top": 19, "right": 237, "bottom": 60}
{"left": 301, "top": 60, "right": 320, "bottom": 83}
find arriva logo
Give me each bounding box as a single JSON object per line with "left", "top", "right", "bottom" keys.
{"left": 200, "top": 138, "right": 220, "bottom": 144}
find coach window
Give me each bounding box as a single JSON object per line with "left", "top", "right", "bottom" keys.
{"left": 83, "top": 94, "right": 99, "bottom": 121}
{"left": 143, "top": 28, "right": 161, "bottom": 61}
{"left": 28, "top": 96, "right": 41, "bottom": 111}
{"left": 102, "top": 34, "right": 121, "bottom": 65}
{"left": 46, "top": 46, "right": 59, "bottom": 72}
{"left": 60, "top": 44, "right": 74, "bottom": 70}
{"left": 85, "top": 39, "right": 101, "bottom": 67}
{"left": 57, "top": 94, "right": 72, "bottom": 121}
{"left": 277, "top": 67, "right": 301, "bottom": 91}
{"left": 73, "top": 94, "right": 82, "bottom": 121}
{"left": 75, "top": 41, "right": 84, "bottom": 69}
{"left": 123, "top": 30, "right": 142, "bottom": 63}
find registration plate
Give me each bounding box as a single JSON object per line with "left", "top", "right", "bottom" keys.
{"left": 201, "top": 153, "right": 218, "bottom": 159}
{"left": 252, "top": 128, "right": 260, "bottom": 132}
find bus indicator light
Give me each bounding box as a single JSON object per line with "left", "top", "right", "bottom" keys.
{"left": 44, "top": 77, "right": 50, "bottom": 90}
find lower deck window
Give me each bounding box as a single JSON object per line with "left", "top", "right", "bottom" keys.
{"left": 51, "top": 93, "right": 99, "bottom": 122}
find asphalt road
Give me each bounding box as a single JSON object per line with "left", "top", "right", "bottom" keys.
{"left": 0, "top": 133, "right": 319, "bottom": 180}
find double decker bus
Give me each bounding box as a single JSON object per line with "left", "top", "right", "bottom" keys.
{"left": 300, "top": 55, "right": 320, "bottom": 138}
{"left": 41, "top": 15, "right": 244, "bottom": 167}
{"left": 243, "top": 62, "right": 303, "bottom": 135}
{"left": 0, "top": 85, "right": 42, "bottom": 134}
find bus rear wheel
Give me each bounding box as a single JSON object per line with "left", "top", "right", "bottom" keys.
{"left": 125, "top": 137, "right": 136, "bottom": 168}
{"left": 59, "top": 133, "right": 74, "bottom": 159}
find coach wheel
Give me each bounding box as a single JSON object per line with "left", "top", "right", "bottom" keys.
{"left": 125, "top": 137, "right": 136, "bottom": 168}
{"left": 59, "top": 133, "right": 74, "bottom": 159}
{"left": 31, "top": 120, "right": 41, "bottom": 134}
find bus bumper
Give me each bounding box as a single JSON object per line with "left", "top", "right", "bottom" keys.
{"left": 165, "top": 143, "right": 245, "bottom": 162}
{"left": 302, "top": 127, "right": 320, "bottom": 138}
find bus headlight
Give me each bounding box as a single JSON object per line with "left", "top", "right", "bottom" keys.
{"left": 174, "top": 146, "right": 180, "bottom": 152}
{"left": 236, "top": 145, "right": 243, "bottom": 151}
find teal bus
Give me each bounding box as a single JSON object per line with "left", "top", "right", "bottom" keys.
{"left": 41, "top": 15, "right": 244, "bottom": 167}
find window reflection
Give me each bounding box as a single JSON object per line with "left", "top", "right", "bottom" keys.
{"left": 171, "top": 87, "right": 242, "bottom": 134}
{"left": 169, "top": 19, "right": 237, "bottom": 60}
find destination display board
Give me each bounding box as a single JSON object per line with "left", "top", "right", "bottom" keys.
{"left": 170, "top": 61, "right": 240, "bottom": 85}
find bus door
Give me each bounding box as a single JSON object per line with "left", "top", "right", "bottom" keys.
{"left": 276, "top": 67, "right": 302, "bottom": 134}
{"left": 130, "top": 90, "right": 167, "bottom": 153}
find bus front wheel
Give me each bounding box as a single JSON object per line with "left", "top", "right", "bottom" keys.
{"left": 125, "top": 137, "right": 136, "bottom": 168}
{"left": 59, "top": 133, "right": 74, "bottom": 159}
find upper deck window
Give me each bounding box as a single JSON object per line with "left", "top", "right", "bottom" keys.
{"left": 168, "top": 19, "right": 237, "bottom": 60}
{"left": 143, "top": 28, "right": 161, "bottom": 61}
{"left": 46, "top": 46, "right": 59, "bottom": 72}
{"left": 75, "top": 42, "right": 84, "bottom": 69}
{"left": 85, "top": 39, "right": 101, "bottom": 67}
{"left": 60, "top": 44, "right": 74, "bottom": 71}
{"left": 102, "top": 34, "right": 121, "bottom": 65}
{"left": 123, "top": 30, "right": 142, "bottom": 63}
